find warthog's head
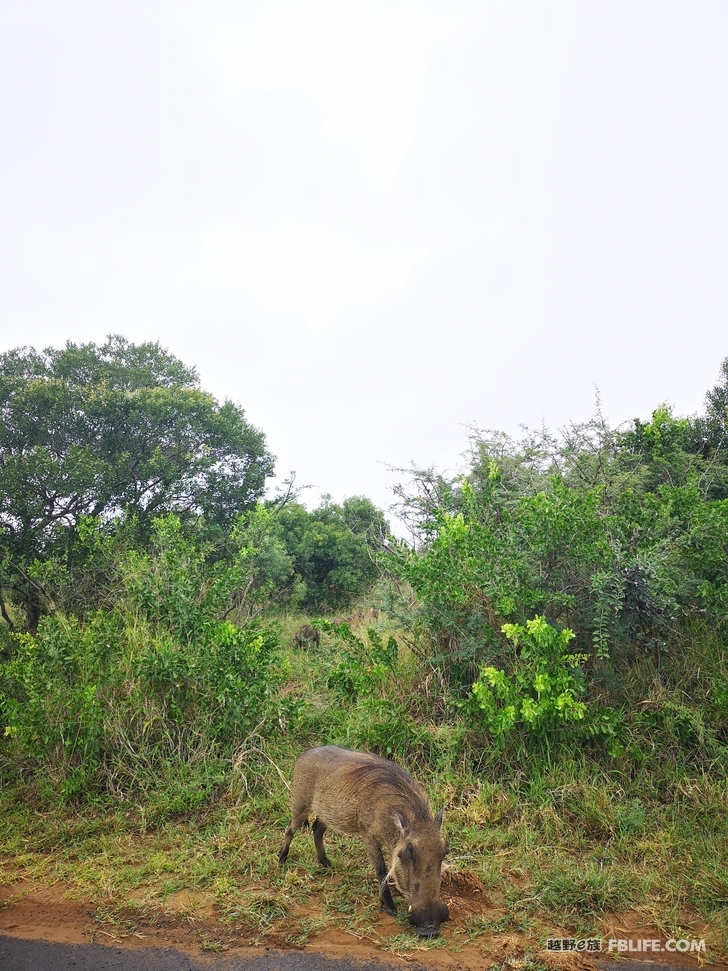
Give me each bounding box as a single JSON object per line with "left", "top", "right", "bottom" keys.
{"left": 389, "top": 809, "right": 450, "bottom": 938}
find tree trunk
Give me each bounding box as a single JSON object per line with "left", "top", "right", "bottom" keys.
{"left": 0, "top": 591, "right": 14, "bottom": 632}
{"left": 25, "top": 588, "right": 42, "bottom": 635}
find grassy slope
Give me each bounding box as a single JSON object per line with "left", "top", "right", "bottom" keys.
{"left": 1, "top": 610, "right": 726, "bottom": 963}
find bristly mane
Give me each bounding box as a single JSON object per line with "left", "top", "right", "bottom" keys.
{"left": 346, "top": 757, "right": 432, "bottom": 823}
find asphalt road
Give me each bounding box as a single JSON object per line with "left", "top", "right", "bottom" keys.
{"left": 3, "top": 936, "right": 715, "bottom": 971}
{"left": 0, "top": 937, "right": 416, "bottom": 971}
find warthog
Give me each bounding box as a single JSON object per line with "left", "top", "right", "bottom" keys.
{"left": 278, "top": 745, "right": 450, "bottom": 938}
{"left": 293, "top": 624, "right": 320, "bottom": 649}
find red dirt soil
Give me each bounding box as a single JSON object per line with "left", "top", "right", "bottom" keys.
{"left": 0, "top": 871, "right": 719, "bottom": 971}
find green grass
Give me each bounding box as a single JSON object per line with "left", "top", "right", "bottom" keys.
{"left": 1, "top": 609, "right": 727, "bottom": 962}
{"left": 1, "top": 767, "right": 725, "bottom": 958}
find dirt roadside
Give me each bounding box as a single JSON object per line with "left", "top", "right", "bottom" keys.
{"left": 0, "top": 870, "right": 721, "bottom": 971}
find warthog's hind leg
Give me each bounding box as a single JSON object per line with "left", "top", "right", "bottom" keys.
{"left": 277, "top": 825, "right": 296, "bottom": 865}
{"left": 312, "top": 818, "right": 331, "bottom": 868}
{"left": 278, "top": 802, "right": 310, "bottom": 865}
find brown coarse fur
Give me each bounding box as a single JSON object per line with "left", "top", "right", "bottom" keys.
{"left": 277, "top": 745, "right": 449, "bottom": 938}
{"left": 293, "top": 624, "right": 320, "bottom": 649}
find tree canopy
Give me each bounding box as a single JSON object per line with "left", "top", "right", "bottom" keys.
{"left": 0, "top": 336, "right": 274, "bottom": 629}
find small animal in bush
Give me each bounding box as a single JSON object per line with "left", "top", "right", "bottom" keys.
{"left": 293, "top": 624, "right": 320, "bottom": 649}
{"left": 278, "top": 745, "right": 450, "bottom": 938}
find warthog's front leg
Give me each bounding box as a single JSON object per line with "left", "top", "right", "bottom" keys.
{"left": 363, "top": 836, "right": 396, "bottom": 916}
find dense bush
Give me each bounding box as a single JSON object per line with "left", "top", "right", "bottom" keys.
{"left": 273, "top": 496, "right": 388, "bottom": 610}
{"left": 377, "top": 361, "right": 728, "bottom": 766}
{"left": 391, "top": 371, "right": 728, "bottom": 669}
{"left": 0, "top": 515, "right": 281, "bottom": 805}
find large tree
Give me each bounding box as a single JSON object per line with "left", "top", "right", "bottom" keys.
{"left": 0, "top": 336, "right": 274, "bottom": 630}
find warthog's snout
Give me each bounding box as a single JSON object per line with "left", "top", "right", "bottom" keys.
{"left": 408, "top": 900, "right": 450, "bottom": 938}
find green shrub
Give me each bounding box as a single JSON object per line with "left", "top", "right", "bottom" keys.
{"left": 322, "top": 622, "right": 398, "bottom": 701}
{"left": 273, "top": 497, "right": 387, "bottom": 610}
{"left": 0, "top": 514, "right": 281, "bottom": 805}
{"left": 471, "top": 617, "right": 588, "bottom": 745}
{"left": 0, "top": 612, "right": 117, "bottom": 776}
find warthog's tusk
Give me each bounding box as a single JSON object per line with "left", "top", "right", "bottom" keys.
{"left": 408, "top": 905, "right": 413, "bottom": 914}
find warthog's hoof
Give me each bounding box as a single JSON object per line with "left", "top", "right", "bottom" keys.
{"left": 380, "top": 891, "right": 397, "bottom": 917}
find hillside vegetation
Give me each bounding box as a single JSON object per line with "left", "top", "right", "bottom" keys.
{"left": 1, "top": 339, "right": 727, "bottom": 961}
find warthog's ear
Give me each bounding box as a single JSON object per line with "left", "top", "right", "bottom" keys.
{"left": 434, "top": 807, "right": 445, "bottom": 829}
{"left": 392, "top": 811, "right": 410, "bottom": 837}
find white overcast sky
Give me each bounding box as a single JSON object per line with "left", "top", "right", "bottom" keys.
{"left": 1, "top": 1, "right": 727, "bottom": 515}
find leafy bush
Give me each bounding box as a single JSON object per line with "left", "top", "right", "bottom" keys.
{"left": 1, "top": 612, "right": 116, "bottom": 781}
{"left": 0, "top": 515, "right": 281, "bottom": 805}
{"left": 471, "top": 616, "right": 587, "bottom": 745}
{"left": 322, "top": 621, "right": 398, "bottom": 701}
{"left": 133, "top": 620, "right": 278, "bottom": 741}
{"left": 388, "top": 365, "right": 728, "bottom": 698}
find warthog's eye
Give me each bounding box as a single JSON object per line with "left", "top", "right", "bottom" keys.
{"left": 404, "top": 842, "right": 417, "bottom": 864}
